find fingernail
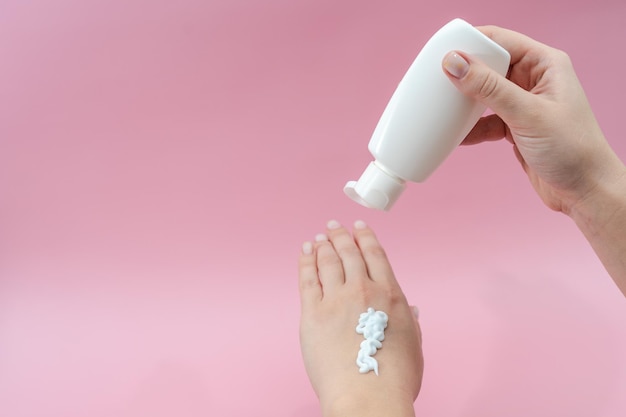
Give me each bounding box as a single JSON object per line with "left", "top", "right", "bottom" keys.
{"left": 302, "top": 241, "right": 313, "bottom": 255}
{"left": 443, "top": 52, "right": 469, "bottom": 79}
{"left": 411, "top": 305, "right": 420, "bottom": 320}
{"left": 354, "top": 220, "right": 367, "bottom": 230}
{"left": 315, "top": 233, "right": 328, "bottom": 242}
{"left": 327, "top": 220, "right": 341, "bottom": 230}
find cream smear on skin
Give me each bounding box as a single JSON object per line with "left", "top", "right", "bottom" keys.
{"left": 356, "top": 307, "right": 389, "bottom": 375}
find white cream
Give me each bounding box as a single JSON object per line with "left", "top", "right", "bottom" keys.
{"left": 356, "top": 307, "right": 389, "bottom": 375}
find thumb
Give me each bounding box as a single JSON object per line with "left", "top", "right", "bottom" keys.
{"left": 409, "top": 305, "right": 422, "bottom": 344}
{"left": 442, "top": 51, "right": 531, "bottom": 124}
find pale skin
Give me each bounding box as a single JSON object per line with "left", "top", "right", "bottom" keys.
{"left": 299, "top": 25, "right": 626, "bottom": 416}
{"left": 298, "top": 220, "right": 423, "bottom": 417}
{"left": 442, "top": 25, "right": 626, "bottom": 297}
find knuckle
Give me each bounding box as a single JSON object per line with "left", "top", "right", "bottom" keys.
{"left": 361, "top": 244, "right": 388, "bottom": 260}
{"left": 317, "top": 253, "right": 341, "bottom": 269}
{"left": 299, "top": 276, "right": 318, "bottom": 292}
{"left": 543, "top": 47, "right": 572, "bottom": 74}
{"left": 554, "top": 48, "right": 572, "bottom": 65}
{"left": 339, "top": 245, "right": 362, "bottom": 259}
{"left": 475, "top": 72, "right": 500, "bottom": 100}
{"left": 352, "top": 279, "right": 371, "bottom": 297}
{"left": 382, "top": 285, "right": 406, "bottom": 304}
{"left": 349, "top": 280, "right": 376, "bottom": 304}
{"left": 350, "top": 281, "right": 406, "bottom": 307}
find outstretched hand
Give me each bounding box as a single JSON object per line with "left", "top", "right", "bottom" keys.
{"left": 298, "top": 220, "right": 423, "bottom": 417}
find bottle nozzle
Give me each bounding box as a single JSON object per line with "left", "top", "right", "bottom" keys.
{"left": 343, "top": 162, "right": 406, "bottom": 211}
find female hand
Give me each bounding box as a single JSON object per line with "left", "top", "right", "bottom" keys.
{"left": 442, "top": 25, "right": 625, "bottom": 215}
{"left": 443, "top": 25, "right": 626, "bottom": 295}
{"left": 298, "top": 220, "right": 423, "bottom": 417}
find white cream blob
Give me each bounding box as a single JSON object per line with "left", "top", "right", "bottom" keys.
{"left": 356, "top": 307, "right": 389, "bottom": 375}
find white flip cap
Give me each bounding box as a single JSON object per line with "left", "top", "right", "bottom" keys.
{"left": 344, "top": 161, "right": 406, "bottom": 211}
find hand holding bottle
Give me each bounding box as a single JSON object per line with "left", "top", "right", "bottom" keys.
{"left": 442, "top": 25, "right": 623, "bottom": 215}
{"left": 442, "top": 25, "right": 626, "bottom": 295}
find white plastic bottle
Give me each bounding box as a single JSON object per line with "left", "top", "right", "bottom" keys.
{"left": 344, "top": 18, "right": 511, "bottom": 210}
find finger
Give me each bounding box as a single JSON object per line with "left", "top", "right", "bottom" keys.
{"left": 461, "top": 113, "right": 511, "bottom": 145}
{"left": 476, "top": 25, "right": 551, "bottom": 68}
{"left": 326, "top": 220, "right": 369, "bottom": 283}
{"left": 298, "top": 241, "right": 323, "bottom": 307}
{"left": 352, "top": 220, "right": 397, "bottom": 285}
{"left": 314, "top": 233, "right": 345, "bottom": 291}
{"left": 442, "top": 50, "right": 535, "bottom": 125}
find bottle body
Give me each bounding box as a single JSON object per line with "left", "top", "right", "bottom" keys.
{"left": 344, "top": 18, "right": 511, "bottom": 210}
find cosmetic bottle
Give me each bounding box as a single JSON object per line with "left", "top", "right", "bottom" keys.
{"left": 344, "top": 18, "right": 511, "bottom": 210}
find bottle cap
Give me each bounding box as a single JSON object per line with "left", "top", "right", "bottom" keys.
{"left": 344, "top": 161, "right": 406, "bottom": 211}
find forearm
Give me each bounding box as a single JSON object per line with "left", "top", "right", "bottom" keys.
{"left": 568, "top": 154, "right": 626, "bottom": 297}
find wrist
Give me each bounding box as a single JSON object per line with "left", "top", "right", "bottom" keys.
{"left": 322, "top": 388, "right": 416, "bottom": 417}
{"left": 565, "top": 154, "right": 626, "bottom": 296}
{"left": 567, "top": 156, "right": 626, "bottom": 231}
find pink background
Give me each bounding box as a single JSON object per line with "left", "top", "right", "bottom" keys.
{"left": 2, "top": 1, "right": 626, "bottom": 416}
